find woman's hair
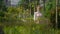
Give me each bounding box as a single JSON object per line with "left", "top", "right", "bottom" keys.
{"left": 34, "top": 5, "right": 42, "bottom": 12}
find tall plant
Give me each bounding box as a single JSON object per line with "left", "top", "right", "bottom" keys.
{"left": 44, "top": 0, "right": 56, "bottom": 18}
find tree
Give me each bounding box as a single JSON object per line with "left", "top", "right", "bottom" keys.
{"left": 43, "top": 0, "right": 56, "bottom": 18}
{"left": 0, "top": 0, "right": 7, "bottom": 22}
{"left": 18, "top": 0, "right": 40, "bottom": 15}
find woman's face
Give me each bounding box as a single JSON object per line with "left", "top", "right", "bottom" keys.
{"left": 37, "top": 6, "right": 40, "bottom": 11}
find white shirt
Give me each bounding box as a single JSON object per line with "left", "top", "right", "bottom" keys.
{"left": 34, "top": 11, "right": 42, "bottom": 21}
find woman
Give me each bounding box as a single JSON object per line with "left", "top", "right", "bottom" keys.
{"left": 34, "top": 5, "right": 42, "bottom": 24}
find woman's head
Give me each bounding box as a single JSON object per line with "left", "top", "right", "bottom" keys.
{"left": 36, "top": 5, "right": 42, "bottom": 12}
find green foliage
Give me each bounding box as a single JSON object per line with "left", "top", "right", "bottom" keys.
{"left": 4, "top": 7, "right": 19, "bottom": 22}
{"left": 43, "top": 0, "right": 56, "bottom": 18}
{"left": 3, "top": 22, "right": 57, "bottom": 34}
{"left": 18, "top": 0, "right": 39, "bottom": 10}
{"left": 0, "top": 0, "right": 4, "bottom": 9}
{"left": 0, "top": 0, "right": 58, "bottom": 34}
{"left": 4, "top": 6, "right": 31, "bottom": 24}
{"left": 0, "top": 0, "right": 7, "bottom": 23}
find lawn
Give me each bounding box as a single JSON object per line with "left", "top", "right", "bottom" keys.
{"left": 3, "top": 23, "right": 59, "bottom": 34}
{"left": 0, "top": 17, "right": 60, "bottom": 34}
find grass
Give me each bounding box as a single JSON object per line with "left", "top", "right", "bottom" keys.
{"left": 3, "top": 23, "right": 58, "bottom": 34}
{"left": 0, "top": 17, "right": 60, "bottom": 34}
